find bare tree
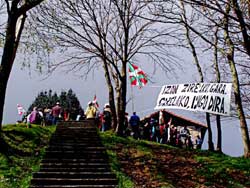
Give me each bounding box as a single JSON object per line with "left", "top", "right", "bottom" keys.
{"left": 31, "top": 0, "right": 176, "bottom": 133}
{"left": 213, "top": 26, "right": 223, "bottom": 153}
{"left": 151, "top": 0, "right": 250, "bottom": 156}
{"left": 179, "top": 0, "right": 215, "bottom": 151}
{"left": 222, "top": 1, "right": 250, "bottom": 157}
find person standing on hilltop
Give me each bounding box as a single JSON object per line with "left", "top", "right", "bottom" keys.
{"left": 29, "top": 107, "right": 40, "bottom": 124}
{"left": 52, "top": 102, "right": 62, "bottom": 125}
{"left": 129, "top": 112, "right": 140, "bottom": 139}
{"left": 102, "top": 103, "right": 112, "bottom": 131}
{"left": 85, "top": 101, "right": 97, "bottom": 119}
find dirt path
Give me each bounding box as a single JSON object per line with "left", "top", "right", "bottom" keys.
{"left": 109, "top": 142, "right": 250, "bottom": 188}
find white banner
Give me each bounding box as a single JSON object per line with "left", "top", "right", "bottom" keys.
{"left": 155, "top": 83, "right": 232, "bottom": 116}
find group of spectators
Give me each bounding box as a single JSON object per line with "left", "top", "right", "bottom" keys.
{"left": 124, "top": 110, "right": 203, "bottom": 149}
{"left": 22, "top": 100, "right": 202, "bottom": 149}
{"left": 23, "top": 100, "right": 113, "bottom": 132}
{"left": 23, "top": 102, "right": 69, "bottom": 126}
{"left": 84, "top": 101, "right": 112, "bottom": 132}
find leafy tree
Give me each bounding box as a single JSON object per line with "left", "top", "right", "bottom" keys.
{"left": 28, "top": 89, "right": 82, "bottom": 120}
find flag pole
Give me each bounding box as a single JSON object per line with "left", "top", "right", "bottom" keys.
{"left": 131, "top": 85, "right": 135, "bottom": 113}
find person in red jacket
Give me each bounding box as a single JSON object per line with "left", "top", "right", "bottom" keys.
{"left": 52, "top": 102, "right": 62, "bottom": 125}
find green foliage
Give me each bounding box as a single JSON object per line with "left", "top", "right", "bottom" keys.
{"left": 0, "top": 124, "right": 56, "bottom": 188}
{"left": 28, "top": 89, "right": 82, "bottom": 119}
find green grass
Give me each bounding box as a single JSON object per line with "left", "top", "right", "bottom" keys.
{"left": 0, "top": 124, "right": 56, "bottom": 188}
{"left": 0, "top": 125, "right": 249, "bottom": 188}
{"left": 194, "top": 151, "right": 250, "bottom": 187}
{"left": 99, "top": 131, "right": 134, "bottom": 188}
{"left": 100, "top": 130, "right": 250, "bottom": 188}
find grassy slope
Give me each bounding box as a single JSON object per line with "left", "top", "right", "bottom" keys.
{"left": 0, "top": 124, "right": 56, "bottom": 188}
{"left": 100, "top": 131, "right": 250, "bottom": 188}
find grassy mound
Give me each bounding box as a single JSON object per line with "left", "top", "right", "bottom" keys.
{"left": 100, "top": 131, "right": 250, "bottom": 188}
{"left": 0, "top": 124, "right": 56, "bottom": 188}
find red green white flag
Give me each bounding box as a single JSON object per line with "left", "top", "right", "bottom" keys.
{"left": 128, "top": 63, "right": 148, "bottom": 87}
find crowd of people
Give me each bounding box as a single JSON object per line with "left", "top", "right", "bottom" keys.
{"left": 20, "top": 101, "right": 202, "bottom": 149}
{"left": 124, "top": 110, "right": 203, "bottom": 149}
{"left": 21, "top": 100, "right": 113, "bottom": 131}
{"left": 22, "top": 102, "right": 85, "bottom": 127}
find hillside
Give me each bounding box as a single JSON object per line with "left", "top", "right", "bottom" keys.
{"left": 100, "top": 131, "right": 250, "bottom": 188}
{"left": 0, "top": 124, "right": 56, "bottom": 188}
{"left": 0, "top": 124, "right": 249, "bottom": 188}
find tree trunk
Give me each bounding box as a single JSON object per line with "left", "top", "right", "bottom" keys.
{"left": 116, "top": 74, "right": 127, "bottom": 136}
{"left": 102, "top": 62, "right": 117, "bottom": 130}
{"left": 0, "top": 12, "right": 20, "bottom": 126}
{"left": 216, "top": 115, "right": 222, "bottom": 152}
{"left": 115, "top": 84, "right": 121, "bottom": 133}
{"left": 224, "top": 2, "right": 250, "bottom": 157}
{"left": 0, "top": 12, "right": 21, "bottom": 152}
{"left": 206, "top": 112, "right": 214, "bottom": 151}
{"left": 228, "top": 56, "right": 250, "bottom": 157}
{"left": 214, "top": 27, "right": 222, "bottom": 153}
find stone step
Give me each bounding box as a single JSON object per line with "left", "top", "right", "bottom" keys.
{"left": 30, "top": 121, "right": 117, "bottom": 187}
{"left": 52, "top": 133, "right": 97, "bottom": 136}
{"left": 41, "top": 158, "right": 107, "bottom": 163}
{"left": 39, "top": 167, "right": 110, "bottom": 172}
{"left": 43, "top": 154, "right": 108, "bottom": 159}
{"left": 45, "top": 150, "right": 106, "bottom": 154}
{"left": 30, "top": 185, "right": 117, "bottom": 188}
{"left": 30, "top": 178, "right": 118, "bottom": 185}
{"left": 49, "top": 140, "right": 102, "bottom": 143}
{"left": 44, "top": 154, "right": 108, "bottom": 159}
{"left": 33, "top": 172, "right": 116, "bottom": 179}
{"left": 48, "top": 143, "right": 102, "bottom": 147}
{"left": 48, "top": 142, "right": 102, "bottom": 145}
{"left": 50, "top": 136, "right": 98, "bottom": 138}
{"left": 50, "top": 137, "right": 101, "bottom": 140}
{"left": 47, "top": 146, "right": 106, "bottom": 150}
{"left": 41, "top": 162, "right": 111, "bottom": 168}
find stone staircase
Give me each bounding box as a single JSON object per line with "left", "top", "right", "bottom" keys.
{"left": 30, "top": 120, "right": 118, "bottom": 188}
